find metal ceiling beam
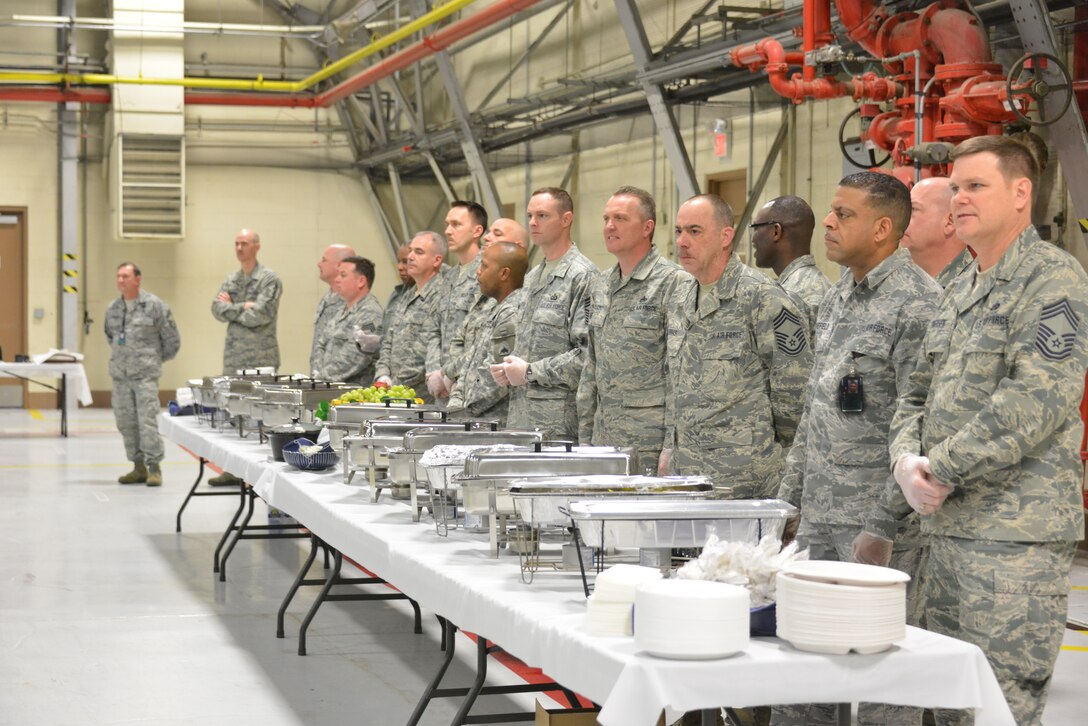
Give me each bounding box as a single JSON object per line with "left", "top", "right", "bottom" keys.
{"left": 476, "top": 0, "right": 574, "bottom": 110}
{"left": 613, "top": 0, "right": 699, "bottom": 199}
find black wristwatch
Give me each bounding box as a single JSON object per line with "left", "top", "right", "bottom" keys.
{"left": 525, "top": 364, "right": 535, "bottom": 384}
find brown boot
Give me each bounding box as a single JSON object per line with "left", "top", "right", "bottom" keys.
{"left": 207, "top": 471, "right": 243, "bottom": 486}
{"left": 146, "top": 464, "right": 162, "bottom": 487}
{"left": 118, "top": 463, "right": 148, "bottom": 484}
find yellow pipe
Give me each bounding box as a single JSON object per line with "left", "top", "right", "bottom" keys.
{"left": 0, "top": 0, "right": 477, "bottom": 93}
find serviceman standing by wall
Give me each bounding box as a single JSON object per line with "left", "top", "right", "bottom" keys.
{"left": 660, "top": 194, "right": 811, "bottom": 497}
{"left": 750, "top": 195, "right": 831, "bottom": 334}
{"left": 211, "top": 228, "right": 282, "bottom": 374}
{"left": 577, "top": 186, "right": 689, "bottom": 472}
{"left": 310, "top": 244, "right": 354, "bottom": 376}
{"left": 209, "top": 228, "right": 281, "bottom": 487}
{"left": 105, "top": 263, "right": 180, "bottom": 487}
{"left": 491, "top": 187, "right": 596, "bottom": 440}
{"left": 890, "top": 135, "right": 1088, "bottom": 726}
{"left": 901, "top": 177, "right": 973, "bottom": 288}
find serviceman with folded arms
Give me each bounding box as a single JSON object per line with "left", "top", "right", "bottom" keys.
{"left": 750, "top": 195, "right": 831, "bottom": 334}
{"left": 901, "top": 176, "right": 973, "bottom": 289}
{"left": 310, "top": 244, "right": 354, "bottom": 376}
{"left": 314, "top": 256, "right": 383, "bottom": 386}
{"left": 772, "top": 173, "right": 941, "bottom": 726}
{"left": 577, "top": 186, "right": 689, "bottom": 472}
{"left": 209, "top": 228, "right": 282, "bottom": 487}
{"left": 374, "top": 231, "right": 447, "bottom": 402}
{"left": 491, "top": 187, "right": 595, "bottom": 440}
{"left": 106, "top": 262, "right": 181, "bottom": 488}
{"left": 889, "top": 136, "right": 1088, "bottom": 726}
{"left": 660, "top": 194, "right": 811, "bottom": 498}
{"left": 448, "top": 242, "right": 529, "bottom": 424}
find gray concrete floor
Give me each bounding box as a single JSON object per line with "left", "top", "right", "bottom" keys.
{"left": 0, "top": 408, "right": 1085, "bottom": 725}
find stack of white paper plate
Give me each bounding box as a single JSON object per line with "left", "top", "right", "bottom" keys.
{"left": 776, "top": 560, "right": 909, "bottom": 655}
{"left": 634, "top": 579, "right": 750, "bottom": 659}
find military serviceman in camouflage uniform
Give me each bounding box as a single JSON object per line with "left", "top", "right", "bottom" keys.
{"left": 310, "top": 244, "right": 354, "bottom": 375}
{"left": 209, "top": 228, "right": 282, "bottom": 486}
{"left": 446, "top": 220, "right": 529, "bottom": 413}
{"left": 105, "top": 263, "right": 181, "bottom": 487}
{"left": 660, "top": 194, "right": 811, "bottom": 498}
{"left": 577, "top": 186, "right": 689, "bottom": 472}
{"left": 890, "top": 136, "right": 1088, "bottom": 726}
{"left": 901, "top": 177, "right": 973, "bottom": 289}
{"left": 211, "top": 228, "right": 282, "bottom": 373}
{"left": 375, "top": 231, "right": 448, "bottom": 402}
{"left": 448, "top": 242, "right": 529, "bottom": 424}
{"left": 772, "top": 173, "right": 940, "bottom": 726}
{"left": 491, "top": 188, "right": 596, "bottom": 439}
{"left": 750, "top": 195, "right": 831, "bottom": 335}
{"left": 427, "top": 201, "right": 487, "bottom": 400}
{"left": 314, "top": 256, "right": 383, "bottom": 385}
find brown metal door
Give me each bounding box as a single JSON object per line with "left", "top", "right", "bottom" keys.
{"left": 0, "top": 209, "right": 27, "bottom": 407}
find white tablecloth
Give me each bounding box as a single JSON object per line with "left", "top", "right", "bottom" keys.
{"left": 0, "top": 362, "right": 93, "bottom": 406}
{"left": 159, "top": 415, "right": 1015, "bottom": 725}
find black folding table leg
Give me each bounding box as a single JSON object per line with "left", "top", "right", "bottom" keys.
{"left": 449, "top": 634, "right": 490, "bottom": 726}
{"left": 298, "top": 549, "right": 344, "bottom": 656}
{"left": 212, "top": 481, "right": 247, "bottom": 573}
{"left": 60, "top": 373, "right": 68, "bottom": 437}
{"left": 408, "top": 598, "right": 422, "bottom": 634}
{"left": 219, "top": 486, "right": 257, "bottom": 582}
{"left": 277, "top": 533, "right": 322, "bottom": 638}
{"left": 406, "top": 618, "right": 458, "bottom": 726}
{"left": 175, "top": 457, "right": 206, "bottom": 533}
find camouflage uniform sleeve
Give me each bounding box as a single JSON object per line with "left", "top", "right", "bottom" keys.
{"left": 374, "top": 326, "right": 393, "bottom": 381}
{"left": 888, "top": 339, "right": 934, "bottom": 468}
{"left": 867, "top": 295, "right": 940, "bottom": 538}
{"left": 776, "top": 405, "right": 811, "bottom": 508}
{"left": 576, "top": 325, "right": 598, "bottom": 445}
{"left": 159, "top": 302, "right": 181, "bottom": 362}
{"left": 104, "top": 300, "right": 117, "bottom": 344}
{"left": 211, "top": 277, "right": 238, "bottom": 322}
{"left": 753, "top": 286, "right": 811, "bottom": 446}
{"left": 530, "top": 267, "right": 592, "bottom": 389}
{"left": 423, "top": 308, "right": 443, "bottom": 373}
{"left": 465, "top": 302, "right": 520, "bottom": 417}
{"left": 235, "top": 273, "right": 282, "bottom": 328}
{"left": 927, "top": 270, "right": 1088, "bottom": 489}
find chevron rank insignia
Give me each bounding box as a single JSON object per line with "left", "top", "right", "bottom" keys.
{"left": 773, "top": 308, "right": 807, "bottom": 356}
{"left": 1036, "top": 299, "right": 1079, "bottom": 361}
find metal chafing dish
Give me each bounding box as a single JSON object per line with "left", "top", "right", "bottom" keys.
{"left": 455, "top": 446, "right": 633, "bottom": 556}
{"left": 385, "top": 428, "right": 543, "bottom": 522}
{"left": 341, "top": 414, "right": 462, "bottom": 486}
{"left": 328, "top": 399, "right": 442, "bottom": 425}
{"left": 251, "top": 379, "right": 357, "bottom": 432}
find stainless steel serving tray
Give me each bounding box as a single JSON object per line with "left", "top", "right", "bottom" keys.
{"left": 402, "top": 428, "right": 541, "bottom": 453}
{"left": 263, "top": 381, "right": 356, "bottom": 407}
{"left": 509, "top": 475, "right": 713, "bottom": 527}
{"left": 566, "top": 498, "right": 798, "bottom": 549}
{"left": 329, "top": 401, "right": 442, "bottom": 424}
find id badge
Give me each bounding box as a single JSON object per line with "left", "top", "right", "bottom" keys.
{"left": 118, "top": 331, "right": 126, "bottom": 346}
{"left": 839, "top": 372, "right": 864, "bottom": 413}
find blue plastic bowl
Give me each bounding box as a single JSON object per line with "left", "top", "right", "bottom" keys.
{"left": 282, "top": 437, "right": 339, "bottom": 471}
{"left": 750, "top": 603, "right": 777, "bottom": 637}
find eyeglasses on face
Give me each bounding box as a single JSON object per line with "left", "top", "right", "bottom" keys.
{"left": 748, "top": 221, "right": 779, "bottom": 230}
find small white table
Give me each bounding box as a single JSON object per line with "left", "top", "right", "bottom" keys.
{"left": 0, "top": 362, "right": 92, "bottom": 436}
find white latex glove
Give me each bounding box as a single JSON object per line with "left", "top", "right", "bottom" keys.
{"left": 489, "top": 363, "right": 509, "bottom": 387}
{"left": 442, "top": 373, "right": 455, "bottom": 393}
{"left": 894, "top": 454, "right": 952, "bottom": 515}
{"left": 503, "top": 356, "right": 530, "bottom": 387}
{"left": 375, "top": 375, "right": 393, "bottom": 387}
{"left": 354, "top": 329, "right": 381, "bottom": 353}
{"left": 657, "top": 448, "right": 672, "bottom": 476}
{"left": 426, "top": 370, "right": 447, "bottom": 399}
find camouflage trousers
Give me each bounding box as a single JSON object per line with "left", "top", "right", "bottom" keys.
{"left": 770, "top": 522, "right": 923, "bottom": 726}
{"left": 112, "top": 377, "right": 164, "bottom": 466}
{"left": 925, "top": 536, "right": 1074, "bottom": 726}
{"left": 507, "top": 388, "right": 578, "bottom": 441}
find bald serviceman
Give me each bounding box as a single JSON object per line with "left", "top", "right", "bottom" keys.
{"left": 484, "top": 217, "right": 530, "bottom": 248}
{"left": 311, "top": 244, "right": 355, "bottom": 376}
{"left": 449, "top": 242, "right": 530, "bottom": 423}
{"left": 446, "top": 219, "right": 529, "bottom": 411}
{"left": 901, "top": 177, "right": 973, "bottom": 289}
{"left": 751, "top": 195, "right": 831, "bottom": 335}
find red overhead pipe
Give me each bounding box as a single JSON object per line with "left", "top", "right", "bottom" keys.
{"left": 0, "top": 86, "right": 111, "bottom": 104}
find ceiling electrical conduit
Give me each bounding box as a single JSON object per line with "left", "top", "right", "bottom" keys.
{"left": 0, "top": 0, "right": 478, "bottom": 94}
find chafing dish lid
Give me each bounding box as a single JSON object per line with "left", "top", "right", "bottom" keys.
{"left": 460, "top": 448, "right": 632, "bottom": 478}
{"left": 565, "top": 498, "right": 798, "bottom": 520}
{"left": 509, "top": 475, "right": 713, "bottom": 495}
{"left": 402, "top": 428, "right": 542, "bottom": 452}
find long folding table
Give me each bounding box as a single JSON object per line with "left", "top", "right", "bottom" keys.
{"left": 159, "top": 414, "right": 1015, "bottom": 726}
